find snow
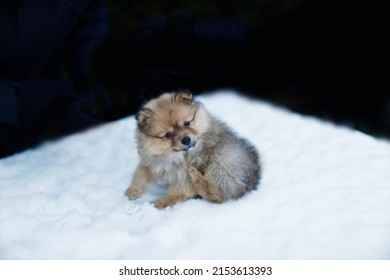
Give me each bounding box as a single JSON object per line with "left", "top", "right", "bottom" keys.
{"left": 0, "top": 90, "right": 389, "bottom": 259}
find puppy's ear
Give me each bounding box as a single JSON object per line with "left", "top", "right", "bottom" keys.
{"left": 136, "top": 106, "right": 153, "bottom": 127}
{"left": 173, "top": 91, "right": 193, "bottom": 104}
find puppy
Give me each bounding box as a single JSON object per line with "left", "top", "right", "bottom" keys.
{"left": 125, "top": 91, "right": 261, "bottom": 208}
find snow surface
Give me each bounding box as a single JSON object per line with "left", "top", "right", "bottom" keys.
{"left": 0, "top": 91, "right": 389, "bottom": 260}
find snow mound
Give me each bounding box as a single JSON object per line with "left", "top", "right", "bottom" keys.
{"left": 1, "top": 91, "right": 389, "bottom": 259}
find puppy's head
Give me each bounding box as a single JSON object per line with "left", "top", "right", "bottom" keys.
{"left": 136, "top": 91, "right": 209, "bottom": 156}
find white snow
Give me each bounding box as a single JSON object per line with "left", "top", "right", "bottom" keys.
{"left": 0, "top": 90, "right": 389, "bottom": 259}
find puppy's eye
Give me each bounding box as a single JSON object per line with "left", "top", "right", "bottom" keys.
{"left": 164, "top": 132, "right": 173, "bottom": 138}
{"left": 184, "top": 121, "right": 190, "bottom": 127}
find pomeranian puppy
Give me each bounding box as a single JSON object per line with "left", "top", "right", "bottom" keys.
{"left": 125, "top": 91, "right": 261, "bottom": 208}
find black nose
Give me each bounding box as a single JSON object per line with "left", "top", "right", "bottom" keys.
{"left": 181, "top": 136, "right": 191, "bottom": 146}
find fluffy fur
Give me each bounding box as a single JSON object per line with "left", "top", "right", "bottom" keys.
{"left": 125, "top": 91, "right": 261, "bottom": 208}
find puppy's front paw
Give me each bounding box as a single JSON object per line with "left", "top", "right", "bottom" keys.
{"left": 187, "top": 166, "right": 200, "bottom": 179}
{"left": 125, "top": 187, "right": 143, "bottom": 200}
{"left": 153, "top": 199, "right": 170, "bottom": 209}
{"left": 154, "top": 193, "right": 193, "bottom": 209}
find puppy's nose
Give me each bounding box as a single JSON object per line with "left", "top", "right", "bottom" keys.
{"left": 181, "top": 136, "right": 191, "bottom": 146}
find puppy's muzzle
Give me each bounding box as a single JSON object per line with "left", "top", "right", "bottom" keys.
{"left": 181, "top": 136, "right": 191, "bottom": 146}
{"left": 179, "top": 136, "right": 196, "bottom": 151}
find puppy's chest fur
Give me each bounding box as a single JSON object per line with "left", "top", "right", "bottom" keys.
{"left": 147, "top": 154, "right": 188, "bottom": 186}
{"left": 147, "top": 147, "right": 209, "bottom": 187}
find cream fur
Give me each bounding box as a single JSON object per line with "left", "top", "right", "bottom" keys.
{"left": 125, "top": 91, "right": 261, "bottom": 208}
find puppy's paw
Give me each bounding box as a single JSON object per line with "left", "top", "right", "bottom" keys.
{"left": 209, "top": 193, "right": 223, "bottom": 203}
{"left": 187, "top": 166, "right": 200, "bottom": 179}
{"left": 153, "top": 199, "right": 170, "bottom": 209}
{"left": 192, "top": 185, "right": 222, "bottom": 202}
{"left": 154, "top": 195, "right": 184, "bottom": 209}
{"left": 125, "top": 187, "right": 143, "bottom": 200}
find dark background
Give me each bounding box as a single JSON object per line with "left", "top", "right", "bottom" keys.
{"left": 90, "top": 0, "right": 389, "bottom": 138}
